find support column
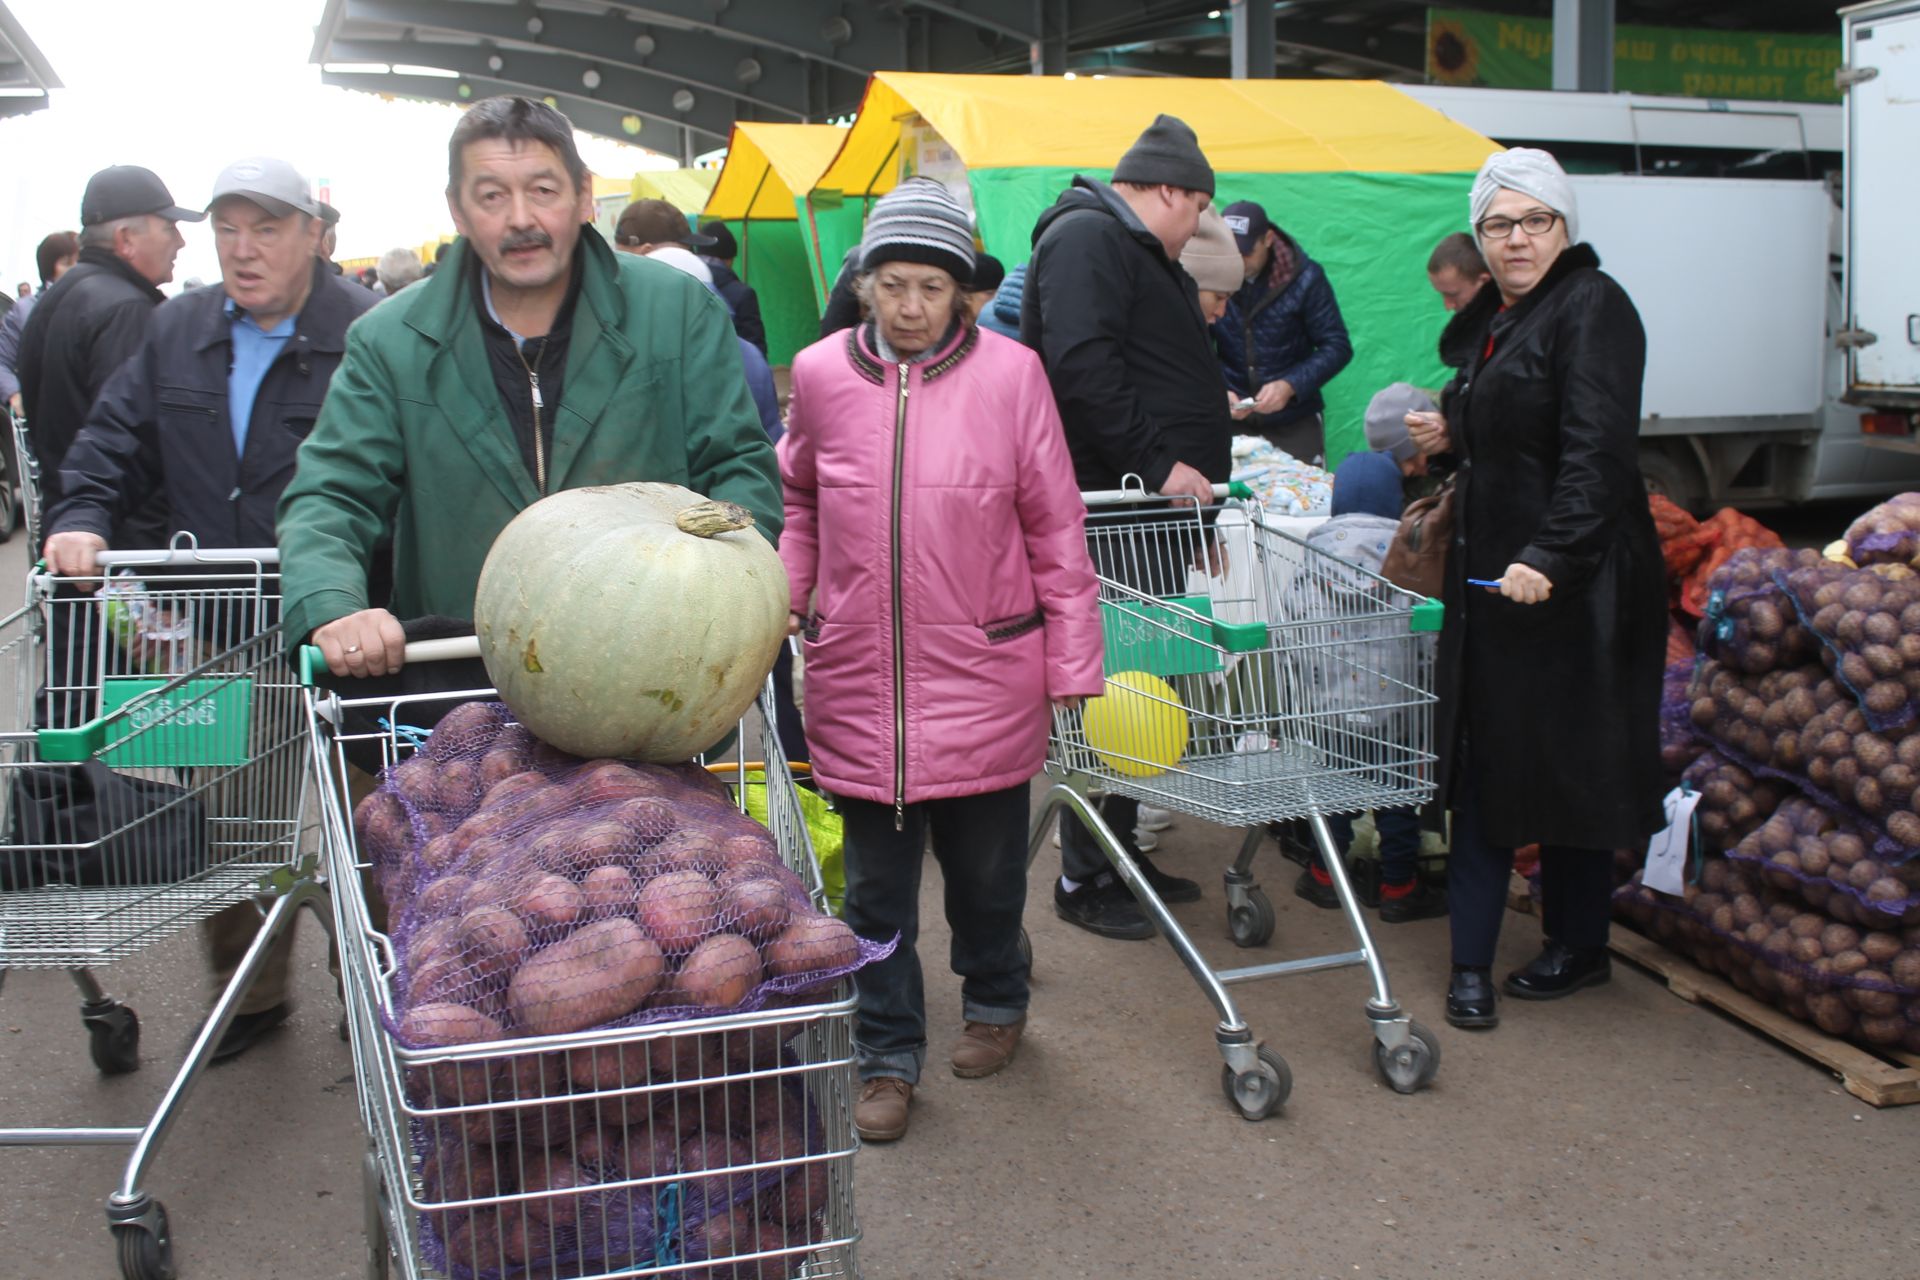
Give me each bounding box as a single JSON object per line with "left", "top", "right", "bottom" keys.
{"left": 1551, "top": 0, "right": 1615, "bottom": 92}
{"left": 1230, "top": 0, "right": 1276, "bottom": 80}
{"left": 1030, "top": 0, "right": 1068, "bottom": 75}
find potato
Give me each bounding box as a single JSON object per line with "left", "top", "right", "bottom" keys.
{"left": 508, "top": 917, "right": 666, "bottom": 1036}
{"left": 722, "top": 877, "right": 796, "bottom": 943}
{"left": 415, "top": 872, "right": 473, "bottom": 919}
{"left": 477, "top": 738, "right": 532, "bottom": 790}
{"left": 566, "top": 1039, "right": 653, "bottom": 1092}
{"left": 1860, "top": 930, "right": 1903, "bottom": 964}
{"left": 460, "top": 874, "right": 520, "bottom": 916}
{"left": 443, "top": 1213, "right": 505, "bottom": 1272}
{"left": 636, "top": 870, "right": 721, "bottom": 953}
{"left": 679, "top": 1131, "right": 754, "bottom": 1220}
{"left": 609, "top": 795, "right": 679, "bottom": 841}
{"left": 763, "top": 915, "right": 859, "bottom": 981}
{"left": 673, "top": 933, "right": 764, "bottom": 1010}
{"left": 432, "top": 759, "right": 482, "bottom": 815}
{"left": 1821, "top": 922, "right": 1862, "bottom": 956}
{"left": 424, "top": 700, "right": 508, "bottom": 757}
{"left": 406, "top": 947, "right": 471, "bottom": 1009}
{"left": 582, "top": 864, "right": 638, "bottom": 920}
{"left": 649, "top": 1031, "right": 726, "bottom": 1085}
{"left": 1848, "top": 970, "right": 1902, "bottom": 1017}
{"left": 512, "top": 873, "right": 586, "bottom": 934}
{"left": 518, "top": 1150, "right": 586, "bottom": 1228}
{"left": 568, "top": 761, "right": 667, "bottom": 806}
{"left": 499, "top": 1211, "right": 555, "bottom": 1268}
{"left": 355, "top": 791, "right": 412, "bottom": 864}
{"left": 717, "top": 830, "right": 782, "bottom": 875}
{"left": 1887, "top": 810, "right": 1920, "bottom": 847}
{"left": 458, "top": 906, "right": 531, "bottom": 981}
{"left": 654, "top": 827, "right": 725, "bottom": 875}
{"left": 399, "top": 1001, "right": 503, "bottom": 1048}
{"left": 419, "top": 1142, "right": 505, "bottom": 1229}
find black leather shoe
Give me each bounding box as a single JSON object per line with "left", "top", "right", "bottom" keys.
{"left": 1378, "top": 880, "right": 1449, "bottom": 924}
{"left": 1504, "top": 940, "right": 1611, "bottom": 1000}
{"left": 1054, "top": 876, "right": 1154, "bottom": 941}
{"left": 212, "top": 1002, "right": 292, "bottom": 1063}
{"left": 1292, "top": 868, "right": 1339, "bottom": 910}
{"left": 1445, "top": 968, "right": 1499, "bottom": 1029}
{"left": 1131, "top": 851, "right": 1201, "bottom": 904}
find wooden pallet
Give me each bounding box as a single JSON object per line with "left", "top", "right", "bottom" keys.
{"left": 1610, "top": 928, "right": 1920, "bottom": 1108}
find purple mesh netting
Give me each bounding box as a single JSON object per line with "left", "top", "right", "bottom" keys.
{"left": 1681, "top": 750, "right": 1786, "bottom": 855}
{"left": 1725, "top": 796, "right": 1920, "bottom": 928}
{"left": 1775, "top": 557, "right": 1920, "bottom": 734}
{"left": 1695, "top": 547, "right": 1823, "bottom": 676}
{"left": 1615, "top": 859, "right": 1920, "bottom": 1055}
{"left": 1660, "top": 660, "right": 1707, "bottom": 780}
{"left": 1844, "top": 493, "right": 1920, "bottom": 568}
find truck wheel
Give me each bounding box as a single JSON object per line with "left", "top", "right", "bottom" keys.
{"left": 1639, "top": 450, "right": 1702, "bottom": 514}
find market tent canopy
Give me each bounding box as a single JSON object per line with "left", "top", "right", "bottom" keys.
{"left": 816, "top": 71, "right": 1500, "bottom": 195}
{"left": 705, "top": 123, "right": 850, "bottom": 222}
{"left": 631, "top": 168, "right": 720, "bottom": 215}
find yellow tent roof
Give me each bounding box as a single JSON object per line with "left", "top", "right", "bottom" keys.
{"left": 817, "top": 72, "right": 1498, "bottom": 195}
{"left": 630, "top": 168, "right": 719, "bottom": 215}
{"left": 704, "top": 122, "right": 850, "bottom": 221}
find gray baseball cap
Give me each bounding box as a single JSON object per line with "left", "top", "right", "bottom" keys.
{"left": 207, "top": 157, "right": 320, "bottom": 219}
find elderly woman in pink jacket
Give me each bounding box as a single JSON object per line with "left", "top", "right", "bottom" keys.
{"left": 779, "top": 178, "right": 1104, "bottom": 1143}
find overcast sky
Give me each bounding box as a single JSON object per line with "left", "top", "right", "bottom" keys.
{"left": 0, "top": 0, "right": 670, "bottom": 288}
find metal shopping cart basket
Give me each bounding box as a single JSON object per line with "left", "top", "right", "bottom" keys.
{"left": 8, "top": 407, "right": 39, "bottom": 552}
{"left": 1030, "top": 482, "right": 1445, "bottom": 1119}
{"left": 0, "top": 542, "right": 325, "bottom": 1278}
{"left": 305, "top": 640, "right": 860, "bottom": 1280}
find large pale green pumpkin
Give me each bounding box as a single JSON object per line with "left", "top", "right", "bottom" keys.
{"left": 474, "top": 484, "right": 790, "bottom": 761}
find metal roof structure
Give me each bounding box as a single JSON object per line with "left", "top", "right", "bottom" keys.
{"left": 310, "top": 1, "right": 1855, "bottom": 154}
{"left": 0, "top": 1, "right": 60, "bottom": 119}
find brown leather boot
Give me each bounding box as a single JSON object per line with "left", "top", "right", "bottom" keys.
{"left": 854, "top": 1076, "right": 913, "bottom": 1142}
{"left": 949, "top": 1017, "right": 1027, "bottom": 1079}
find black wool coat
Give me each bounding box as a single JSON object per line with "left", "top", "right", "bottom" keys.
{"left": 1431, "top": 242, "right": 1668, "bottom": 850}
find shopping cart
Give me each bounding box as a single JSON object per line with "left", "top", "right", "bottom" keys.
{"left": 0, "top": 542, "right": 326, "bottom": 1278}
{"left": 305, "top": 640, "right": 860, "bottom": 1280}
{"left": 8, "top": 407, "right": 38, "bottom": 552}
{"left": 1031, "top": 482, "right": 1445, "bottom": 1119}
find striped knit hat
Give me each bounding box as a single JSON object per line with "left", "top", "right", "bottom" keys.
{"left": 859, "top": 176, "right": 976, "bottom": 284}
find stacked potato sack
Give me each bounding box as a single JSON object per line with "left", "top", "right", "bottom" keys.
{"left": 353, "top": 702, "right": 882, "bottom": 1280}
{"left": 1672, "top": 508, "right": 1786, "bottom": 619}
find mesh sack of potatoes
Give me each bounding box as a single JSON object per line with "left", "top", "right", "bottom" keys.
{"left": 1725, "top": 796, "right": 1920, "bottom": 928}
{"left": 1661, "top": 661, "right": 1709, "bottom": 780}
{"left": 1682, "top": 750, "right": 1788, "bottom": 854}
{"left": 1777, "top": 555, "right": 1920, "bottom": 733}
{"left": 1844, "top": 492, "right": 1920, "bottom": 569}
{"left": 1695, "top": 547, "right": 1825, "bottom": 677}
{"left": 1617, "top": 858, "right": 1920, "bottom": 1054}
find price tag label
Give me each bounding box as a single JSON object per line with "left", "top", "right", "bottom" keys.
{"left": 1643, "top": 785, "right": 1699, "bottom": 897}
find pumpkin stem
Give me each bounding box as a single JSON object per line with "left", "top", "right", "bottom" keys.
{"left": 675, "top": 499, "right": 756, "bottom": 538}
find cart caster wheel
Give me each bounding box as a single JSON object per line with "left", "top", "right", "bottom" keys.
{"left": 114, "top": 1201, "right": 174, "bottom": 1280}
{"left": 1227, "top": 888, "right": 1275, "bottom": 949}
{"left": 1373, "top": 1019, "right": 1441, "bottom": 1095}
{"left": 1220, "top": 1045, "right": 1291, "bottom": 1120}
{"left": 85, "top": 1003, "right": 140, "bottom": 1075}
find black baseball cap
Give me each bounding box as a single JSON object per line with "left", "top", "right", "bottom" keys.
{"left": 616, "top": 199, "right": 715, "bottom": 248}
{"left": 1220, "top": 200, "right": 1272, "bottom": 256}
{"left": 80, "top": 165, "right": 205, "bottom": 227}
{"left": 698, "top": 221, "right": 737, "bottom": 258}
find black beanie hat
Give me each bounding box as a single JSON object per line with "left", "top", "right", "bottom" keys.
{"left": 1111, "top": 114, "right": 1215, "bottom": 197}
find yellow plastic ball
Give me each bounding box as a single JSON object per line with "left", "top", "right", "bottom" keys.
{"left": 1082, "top": 671, "right": 1189, "bottom": 778}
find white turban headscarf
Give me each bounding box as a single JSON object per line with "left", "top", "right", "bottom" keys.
{"left": 1470, "top": 147, "right": 1578, "bottom": 244}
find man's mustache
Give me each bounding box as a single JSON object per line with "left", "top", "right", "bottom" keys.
{"left": 499, "top": 229, "right": 553, "bottom": 253}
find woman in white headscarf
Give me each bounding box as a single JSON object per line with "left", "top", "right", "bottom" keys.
{"left": 1406, "top": 148, "right": 1667, "bottom": 1030}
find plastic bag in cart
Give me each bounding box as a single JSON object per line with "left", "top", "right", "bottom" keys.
{"left": 2, "top": 759, "right": 208, "bottom": 891}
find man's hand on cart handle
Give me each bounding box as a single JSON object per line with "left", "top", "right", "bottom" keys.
{"left": 43, "top": 531, "right": 108, "bottom": 586}
{"left": 1157, "top": 461, "right": 1215, "bottom": 507}
{"left": 1405, "top": 410, "right": 1451, "bottom": 456}
{"left": 315, "top": 608, "right": 408, "bottom": 678}
{"left": 1052, "top": 696, "right": 1085, "bottom": 711}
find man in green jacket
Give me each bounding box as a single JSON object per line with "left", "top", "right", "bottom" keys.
{"left": 278, "top": 96, "right": 780, "bottom": 677}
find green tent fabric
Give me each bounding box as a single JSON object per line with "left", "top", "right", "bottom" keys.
{"left": 708, "top": 217, "right": 818, "bottom": 367}
{"left": 970, "top": 166, "right": 1472, "bottom": 464}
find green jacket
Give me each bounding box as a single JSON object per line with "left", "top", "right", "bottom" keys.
{"left": 276, "top": 234, "right": 781, "bottom": 646}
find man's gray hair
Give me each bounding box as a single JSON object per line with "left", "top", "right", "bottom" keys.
{"left": 78, "top": 214, "right": 152, "bottom": 251}
{"left": 377, "top": 247, "right": 424, "bottom": 294}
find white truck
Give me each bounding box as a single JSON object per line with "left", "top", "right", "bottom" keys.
{"left": 1400, "top": 10, "right": 1920, "bottom": 512}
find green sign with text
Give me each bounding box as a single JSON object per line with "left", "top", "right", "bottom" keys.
{"left": 99, "top": 677, "right": 254, "bottom": 768}
{"left": 1427, "top": 8, "right": 1842, "bottom": 105}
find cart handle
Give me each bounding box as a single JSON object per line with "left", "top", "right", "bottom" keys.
{"left": 298, "top": 636, "right": 483, "bottom": 687}
{"left": 1079, "top": 478, "right": 1254, "bottom": 507}
{"left": 94, "top": 546, "right": 280, "bottom": 570}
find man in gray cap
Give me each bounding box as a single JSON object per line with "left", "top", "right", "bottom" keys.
{"left": 44, "top": 155, "right": 376, "bottom": 1061}
{"left": 1021, "top": 113, "right": 1230, "bottom": 941}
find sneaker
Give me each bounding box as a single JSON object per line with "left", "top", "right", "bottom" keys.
{"left": 1132, "top": 851, "right": 1200, "bottom": 904}
{"left": 211, "top": 1002, "right": 292, "bottom": 1064}
{"left": 950, "top": 1017, "right": 1026, "bottom": 1079}
{"left": 1131, "top": 826, "right": 1160, "bottom": 853}
{"left": 854, "top": 1076, "right": 913, "bottom": 1142}
{"left": 1135, "top": 805, "right": 1174, "bottom": 833}
{"left": 1292, "top": 868, "right": 1339, "bottom": 910}
{"left": 1378, "top": 879, "right": 1449, "bottom": 924}
{"left": 1054, "top": 876, "right": 1153, "bottom": 941}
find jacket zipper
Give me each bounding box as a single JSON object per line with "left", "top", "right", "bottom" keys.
{"left": 517, "top": 337, "right": 550, "bottom": 494}
{"left": 890, "top": 360, "right": 910, "bottom": 830}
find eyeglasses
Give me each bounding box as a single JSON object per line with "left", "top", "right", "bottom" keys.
{"left": 1476, "top": 211, "right": 1561, "bottom": 240}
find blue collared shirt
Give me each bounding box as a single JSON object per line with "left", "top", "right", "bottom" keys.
{"left": 224, "top": 296, "right": 295, "bottom": 454}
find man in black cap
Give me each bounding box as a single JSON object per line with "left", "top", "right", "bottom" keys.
{"left": 1021, "top": 112, "right": 1229, "bottom": 941}
{"left": 1213, "top": 199, "right": 1352, "bottom": 465}
{"left": 316, "top": 201, "right": 347, "bottom": 277}
{"left": 697, "top": 220, "right": 768, "bottom": 356}
{"left": 17, "top": 165, "right": 201, "bottom": 527}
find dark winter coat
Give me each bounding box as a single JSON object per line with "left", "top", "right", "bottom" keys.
{"left": 16, "top": 247, "right": 167, "bottom": 524}
{"left": 705, "top": 258, "right": 767, "bottom": 355}
{"left": 1432, "top": 242, "right": 1667, "bottom": 850}
{"left": 1021, "top": 178, "right": 1232, "bottom": 491}
{"left": 1211, "top": 236, "right": 1352, "bottom": 432}
{"left": 50, "top": 261, "right": 377, "bottom": 552}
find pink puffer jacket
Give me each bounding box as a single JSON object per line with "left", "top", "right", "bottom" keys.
{"left": 779, "top": 322, "right": 1105, "bottom": 810}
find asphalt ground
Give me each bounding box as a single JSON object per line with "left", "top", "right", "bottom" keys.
{"left": 5, "top": 511, "right": 1919, "bottom": 1280}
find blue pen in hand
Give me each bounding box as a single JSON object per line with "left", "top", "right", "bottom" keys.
{"left": 1467, "top": 577, "right": 1503, "bottom": 589}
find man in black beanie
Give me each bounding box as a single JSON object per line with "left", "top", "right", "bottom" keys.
{"left": 1021, "top": 113, "right": 1231, "bottom": 941}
